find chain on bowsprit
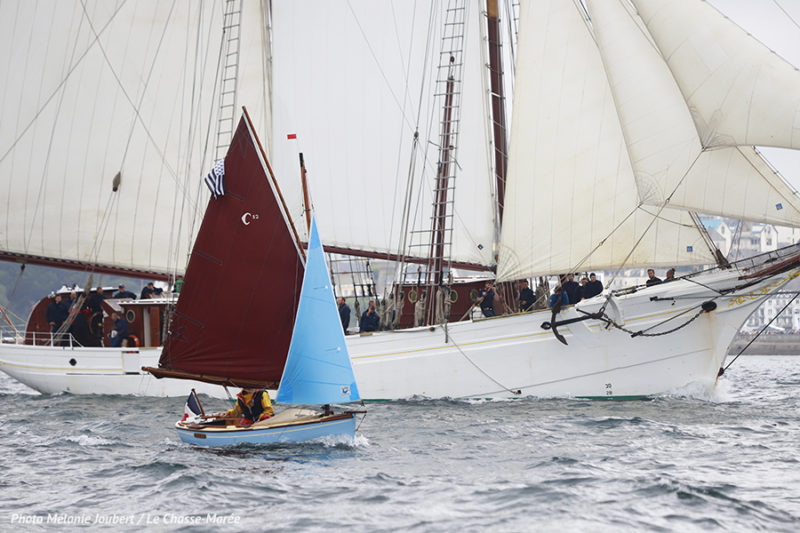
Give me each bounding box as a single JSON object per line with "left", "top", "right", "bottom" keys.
{"left": 576, "top": 298, "right": 717, "bottom": 338}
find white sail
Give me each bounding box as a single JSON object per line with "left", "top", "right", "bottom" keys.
{"left": 634, "top": 0, "right": 800, "bottom": 151}
{"left": 6, "top": 0, "right": 800, "bottom": 405}
{"left": 239, "top": 1, "right": 273, "bottom": 154}
{"left": 497, "top": 0, "right": 714, "bottom": 281}
{"left": 270, "top": 0, "right": 496, "bottom": 267}
{"left": 0, "top": 1, "right": 271, "bottom": 276}
{"left": 588, "top": 0, "right": 800, "bottom": 223}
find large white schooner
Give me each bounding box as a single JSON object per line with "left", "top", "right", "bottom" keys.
{"left": 2, "top": 1, "right": 800, "bottom": 399}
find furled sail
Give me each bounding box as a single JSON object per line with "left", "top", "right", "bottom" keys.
{"left": 270, "top": 0, "right": 497, "bottom": 267}
{"left": 277, "top": 217, "right": 360, "bottom": 405}
{"left": 0, "top": 1, "right": 272, "bottom": 276}
{"left": 152, "top": 113, "right": 305, "bottom": 388}
{"left": 497, "top": 0, "right": 714, "bottom": 281}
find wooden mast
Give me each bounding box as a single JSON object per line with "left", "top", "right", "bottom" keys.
{"left": 486, "top": 0, "right": 515, "bottom": 312}
{"left": 300, "top": 153, "right": 312, "bottom": 233}
{"left": 486, "top": 0, "right": 508, "bottom": 225}
{"left": 429, "top": 59, "right": 457, "bottom": 290}
{"left": 426, "top": 57, "right": 458, "bottom": 325}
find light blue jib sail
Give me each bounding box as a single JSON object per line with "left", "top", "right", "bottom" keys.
{"left": 276, "top": 217, "right": 361, "bottom": 404}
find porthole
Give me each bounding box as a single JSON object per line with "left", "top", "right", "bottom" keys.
{"left": 449, "top": 289, "right": 458, "bottom": 303}
{"left": 469, "top": 289, "right": 479, "bottom": 302}
{"left": 125, "top": 310, "right": 135, "bottom": 323}
{"left": 408, "top": 289, "right": 418, "bottom": 303}
{"left": 69, "top": 358, "right": 77, "bottom": 366}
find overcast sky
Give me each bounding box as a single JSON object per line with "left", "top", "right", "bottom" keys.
{"left": 709, "top": 0, "right": 800, "bottom": 191}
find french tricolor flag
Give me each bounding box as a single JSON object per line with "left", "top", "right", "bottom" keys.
{"left": 181, "top": 389, "right": 204, "bottom": 422}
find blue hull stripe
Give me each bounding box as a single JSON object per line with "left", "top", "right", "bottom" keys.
{"left": 176, "top": 416, "right": 355, "bottom": 446}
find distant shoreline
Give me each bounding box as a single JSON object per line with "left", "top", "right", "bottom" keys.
{"left": 728, "top": 334, "right": 800, "bottom": 355}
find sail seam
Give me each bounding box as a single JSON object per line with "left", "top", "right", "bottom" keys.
{"left": 605, "top": 151, "right": 705, "bottom": 287}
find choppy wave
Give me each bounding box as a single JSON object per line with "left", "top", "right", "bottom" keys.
{"left": 1, "top": 356, "right": 799, "bottom": 532}
{"left": 64, "top": 435, "right": 114, "bottom": 447}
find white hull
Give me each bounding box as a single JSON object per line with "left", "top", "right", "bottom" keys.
{"left": 175, "top": 409, "right": 357, "bottom": 447}
{"left": 0, "top": 344, "right": 227, "bottom": 398}
{"left": 2, "top": 267, "right": 797, "bottom": 399}
{"left": 348, "top": 268, "right": 800, "bottom": 399}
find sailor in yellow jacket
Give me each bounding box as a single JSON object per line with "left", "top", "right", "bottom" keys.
{"left": 222, "top": 388, "right": 274, "bottom": 424}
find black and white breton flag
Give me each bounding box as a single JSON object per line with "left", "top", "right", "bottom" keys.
{"left": 204, "top": 159, "right": 225, "bottom": 199}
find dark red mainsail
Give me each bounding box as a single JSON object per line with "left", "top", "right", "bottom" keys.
{"left": 146, "top": 111, "right": 305, "bottom": 388}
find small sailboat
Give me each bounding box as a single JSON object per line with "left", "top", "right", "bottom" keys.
{"left": 174, "top": 216, "right": 363, "bottom": 446}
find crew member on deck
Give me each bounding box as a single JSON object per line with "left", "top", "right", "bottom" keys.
{"left": 582, "top": 273, "right": 603, "bottom": 299}
{"left": 518, "top": 280, "right": 535, "bottom": 312}
{"left": 141, "top": 282, "right": 157, "bottom": 299}
{"left": 477, "top": 281, "right": 496, "bottom": 317}
{"left": 87, "top": 287, "right": 105, "bottom": 345}
{"left": 219, "top": 388, "right": 274, "bottom": 424}
{"left": 645, "top": 269, "right": 662, "bottom": 286}
{"left": 109, "top": 311, "right": 129, "bottom": 348}
{"left": 113, "top": 284, "right": 136, "bottom": 299}
{"left": 549, "top": 285, "right": 569, "bottom": 308}
{"left": 337, "top": 296, "right": 351, "bottom": 333}
{"left": 46, "top": 294, "right": 68, "bottom": 344}
{"left": 563, "top": 274, "right": 580, "bottom": 304}
{"left": 69, "top": 303, "right": 93, "bottom": 347}
{"left": 359, "top": 300, "right": 380, "bottom": 332}
{"left": 577, "top": 277, "right": 589, "bottom": 302}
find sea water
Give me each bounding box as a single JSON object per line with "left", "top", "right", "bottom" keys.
{"left": 1, "top": 355, "right": 799, "bottom": 532}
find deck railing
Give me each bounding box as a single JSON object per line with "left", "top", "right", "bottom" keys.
{"left": 0, "top": 327, "right": 82, "bottom": 347}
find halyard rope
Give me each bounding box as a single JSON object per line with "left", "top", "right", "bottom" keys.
{"left": 722, "top": 291, "right": 800, "bottom": 374}
{"left": 446, "top": 325, "right": 522, "bottom": 396}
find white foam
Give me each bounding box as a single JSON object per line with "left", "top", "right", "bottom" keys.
{"left": 663, "top": 380, "right": 727, "bottom": 403}
{"left": 315, "top": 432, "right": 369, "bottom": 448}
{"left": 65, "top": 434, "right": 113, "bottom": 446}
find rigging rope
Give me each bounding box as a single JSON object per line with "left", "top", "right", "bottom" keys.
{"left": 188, "top": 11, "right": 227, "bottom": 271}
{"left": 576, "top": 303, "right": 711, "bottom": 338}
{"left": 387, "top": 1, "right": 428, "bottom": 253}
{"left": 447, "top": 327, "right": 522, "bottom": 396}
{"left": 771, "top": 0, "right": 800, "bottom": 31}
{"left": 721, "top": 291, "right": 800, "bottom": 374}
{"left": 355, "top": 410, "right": 367, "bottom": 433}
{"left": 168, "top": 2, "right": 214, "bottom": 288}
{"left": 566, "top": 264, "right": 800, "bottom": 344}
{"left": 0, "top": 303, "right": 19, "bottom": 335}
{"left": 0, "top": 2, "right": 127, "bottom": 166}
{"left": 52, "top": 274, "right": 93, "bottom": 344}
{"left": 22, "top": 3, "right": 114, "bottom": 256}
{"left": 577, "top": 151, "right": 704, "bottom": 289}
